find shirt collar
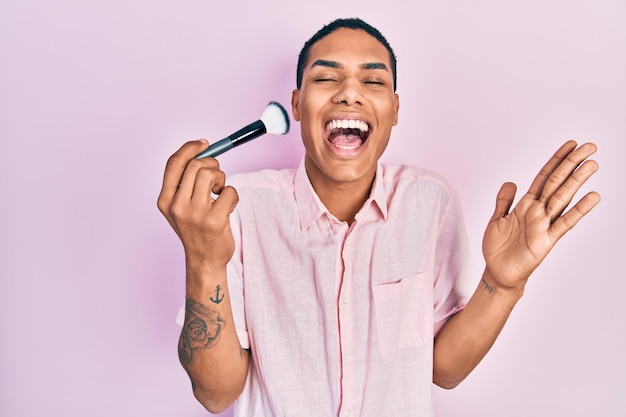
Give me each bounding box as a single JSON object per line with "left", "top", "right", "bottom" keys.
{"left": 293, "top": 159, "right": 388, "bottom": 231}
{"left": 366, "top": 165, "right": 389, "bottom": 221}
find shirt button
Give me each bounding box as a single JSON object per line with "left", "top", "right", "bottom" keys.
{"left": 346, "top": 411, "right": 352, "bottom": 417}
{"left": 342, "top": 297, "right": 347, "bottom": 304}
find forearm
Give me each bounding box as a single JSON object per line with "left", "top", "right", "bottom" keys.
{"left": 179, "top": 263, "right": 249, "bottom": 413}
{"left": 433, "top": 268, "right": 523, "bottom": 389}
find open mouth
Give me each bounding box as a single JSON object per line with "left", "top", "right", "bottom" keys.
{"left": 325, "top": 119, "right": 371, "bottom": 150}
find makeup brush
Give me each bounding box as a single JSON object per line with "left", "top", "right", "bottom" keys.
{"left": 195, "top": 101, "right": 290, "bottom": 159}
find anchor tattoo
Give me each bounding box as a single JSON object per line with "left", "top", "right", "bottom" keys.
{"left": 210, "top": 285, "right": 225, "bottom": 304}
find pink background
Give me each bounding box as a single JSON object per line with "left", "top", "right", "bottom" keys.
{"left": 1, "top": 1, "right": 625, "bottom": 416}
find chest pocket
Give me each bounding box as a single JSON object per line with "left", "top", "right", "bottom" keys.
{"left": 372, "top": 272, "right": 430, "bottom": 358}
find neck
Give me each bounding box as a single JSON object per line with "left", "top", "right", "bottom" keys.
{"left": 306, "top": 168, "right": 375, "bottom": 225}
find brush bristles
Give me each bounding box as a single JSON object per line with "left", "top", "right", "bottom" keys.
{"left": 260, "top": 101, "right": 290, "bottom": 135}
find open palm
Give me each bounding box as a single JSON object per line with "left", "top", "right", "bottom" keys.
{"left": 482, "top": 141, "right": 600, "bottom": 290}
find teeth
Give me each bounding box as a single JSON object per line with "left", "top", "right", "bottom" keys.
{"left": 326, "top": 119, "right": 369, "bottom": 132}
{"left": 335, "top": 143, "right": 361, "bottom": 150}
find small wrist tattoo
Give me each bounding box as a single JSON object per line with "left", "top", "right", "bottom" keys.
{"left": 210, "top": 284, "right": 225, "bottom": 304}
{"left": 482, "top": 277, "right": 493, "bottom": 294}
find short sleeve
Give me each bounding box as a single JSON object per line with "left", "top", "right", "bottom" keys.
{"left": 227, "top": 256, "right": 249, "bottom": 349}
{"left": 432, "top": 190, "right": 476, "bottom": 336}
{"left": 227, "top": 206, "right": 250, "bottom": 349}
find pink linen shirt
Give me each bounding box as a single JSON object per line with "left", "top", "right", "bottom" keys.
{"left": 225, "top": 159, "right": 475, "bottom": 417}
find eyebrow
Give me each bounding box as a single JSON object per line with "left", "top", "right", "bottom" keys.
{"left": 311, "top": 59, "right": 389, "bottom": 72}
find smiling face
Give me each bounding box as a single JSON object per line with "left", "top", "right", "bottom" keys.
{"left": 292, "top": 28, "right": 400, "bottom": 192}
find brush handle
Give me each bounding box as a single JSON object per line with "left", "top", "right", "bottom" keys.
{"left": 195, "top": 119, "right": 267, "bottom": 159}
{"left": 195, "top": 138, "right": 233, "bottom": 159}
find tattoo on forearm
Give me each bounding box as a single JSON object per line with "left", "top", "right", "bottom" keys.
{"left": 481, "top": 277, "right": 493, "bottom": 294}
{"left": 178, "top": 298, "right": 224, "bottom": 368}
{"left": 210, "top": 284, "right": 225, "bottom": 304}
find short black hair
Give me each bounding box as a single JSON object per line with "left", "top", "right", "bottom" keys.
{"left": 296, "top": 17, "right": 397, "bottom": 92}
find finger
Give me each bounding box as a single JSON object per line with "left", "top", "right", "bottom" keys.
{"left": 539, "top": 142, "right": 598, "bottom": 204}
{"left": 211, "top": 186, "right": 239, "bottom": 218}
{"left": 158, "top": 139, "right": 209, "bottom": 210}
{"left": 549, "top": 191, "right": 601, "bottom": 240}
{"left": 546, "top": 159, "right": 599, "bottom": 221}
{"left": 490, "top": 182, "right": 517, "bottom": 222}
{"left": 176, "top": 154, "right": 220, "bottom": 201}
{"left": 527, "top": 140, "right": 578, "bottom": 200}
{"left": 192, "top": 166, "right": 227, "bottom": 205}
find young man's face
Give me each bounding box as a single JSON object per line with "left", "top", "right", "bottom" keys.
{"left": 292, "top": 28, "right": 399, "bottom": 189}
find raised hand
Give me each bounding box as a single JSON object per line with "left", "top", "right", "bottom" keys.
{"left": 482, "top": 140, "right": 600, "bottom": 291}
{"left": 157, "top": 139, "right": 239, "bottom": 274}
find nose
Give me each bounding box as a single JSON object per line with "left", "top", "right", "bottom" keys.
{"left": 334, "top": 78, "right": 363, "bottom": 106}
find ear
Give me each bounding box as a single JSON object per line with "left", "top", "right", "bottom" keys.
{"left": 392, "top": 93, "right": 400, "bottom": 126}
{"left": 291, "top": 89, "right": 301, "bottom": 122}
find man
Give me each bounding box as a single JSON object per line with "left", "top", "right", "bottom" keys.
{"left": 157, "top": 18, "right": 600, "bottom": 416}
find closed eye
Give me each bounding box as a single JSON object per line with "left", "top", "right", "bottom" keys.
{"left": 364, "top": 80, "right": 384, "bottom": 85}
